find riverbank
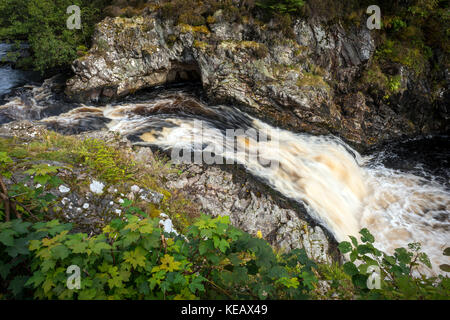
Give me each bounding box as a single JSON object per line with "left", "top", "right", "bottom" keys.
{"left": 0, "top": 43, "right": 42, "bottom": 101}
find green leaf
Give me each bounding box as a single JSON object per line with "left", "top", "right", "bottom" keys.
{"left": 338, "top": 241, "right": 352, "bottom": 254}
{"left": 5, "top": 238, "right": 29, "bottom": 258}
{"left": 349, "top": 235, "right": 358, "bottom": 247}
{"left": 25, "top": 271, "right": 45, "bottom": 288}
{"left": 79, "top": 288, "right": 97, "bottom": 300}
{"left": 0, "top": 152, "right": 13, "bottom": 165}
{"left": 300, "top": 271, "right": 317, "bottom": 289}
{"left": 357, "top": 244, "right": 374, "bottom": 255}
{"left": 419, "top": 252, "right": 432, "bottom": 269}
{"left": 232, "top": 266, "right": 248, "bottom": 284}
{"left": 384, "top": 255, "right": 396, "bottom": 266}
{"left": 51, "top": 245, "right": 70, "bottom": 260}
{"left": 199, "top": 240, "right": 213, "bottom": 255}
{"left": 350, "top": 250, "right": 358, "bottom": 262}
{"left": 394, "top": 248, "right": 413, "bottom": 265}
{"left": 188, "top": 276, "right": 206, "bottom": 293}
{"left": 343, "top": 262, "right": 359, "bottom": 276}
{"left": 443, "top": 247, "right": 450, "bottom": 256}
{"left": 34, "top": 174, "right": 50, "bottom": 185}
{"left": 352, "top": 274, "right": 368, "bottom": 289}
{"left": 122, "top": 231, "right": 140, "bottom": 247}
{"left": 360, "top": 228, "right": 375, "bottom": 243}
{"left": 65, "top": 238, "right": 88, "bottom": 254}
{"left": 218, "top": 238, "right": 230, "bottom": 253}
{"left": 0, "top": 229, "right": 16, "bottom": 246}
{"left": 8, "top": 275, "right": 29, "bottom": 297}
{"left": 41, "top": 259, "right": 56, "bottom": 273}
{"left": 0, "top": 262, "right": 12, "bottom": 280}
{"left": 11, "top": 220, "right": 32, "bottom": 234}
{"left": 29, "top": 239, "right": 41, "bottom": 251}
{"left": 92, "top": 242, "right": 111, "bottom": 255}
{"left": 124, "top": 247, "right": 147, "bottom": 269}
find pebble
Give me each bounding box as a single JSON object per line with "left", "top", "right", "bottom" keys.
{"left": 59, "top": 185, "right": 71, "bottom": 193}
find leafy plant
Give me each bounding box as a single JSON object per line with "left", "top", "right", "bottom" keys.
{"left": 0, "top": 155, "right": 64, "bottom": 222}
{"left": 0, "top": 0, "right": 110, "bottom": 74}
{"left": 338, "top": 228, "right": 450, "bottom": 299}
{"left": 75, "top": 138, "right": 136, "bottom": 184}
{"left": 0, "top": 214, "right": 319, "bottom": 300}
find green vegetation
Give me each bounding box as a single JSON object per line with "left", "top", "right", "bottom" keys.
{"left": 335, "top": 228, "right": 449, "bottom": 299}
{"left": 0, "top": 130, "right": 198, "bottom": 231}
{"left": 0, "top": 0, "right": 449, "bottom": 300}
{"left": 0, "top": 214, "right": 448, "bottom": 299}
{"left": 74, "top": 138, "right": 136, "bottom": 184}
{"left": 0, "top": 151, "right": 63, "bottom": 222}
{"left": 0, "top": 215, "right": 320, "bottom": 299}
{"left": 256, "top": 0, "right": 305, "bottom": 14}
{"left": 0, "top": 0, "right": 110, "bottom": 74}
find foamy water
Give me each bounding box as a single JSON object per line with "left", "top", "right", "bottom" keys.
{"left": 40, "top": 93, "right": 449, "bottom": 275}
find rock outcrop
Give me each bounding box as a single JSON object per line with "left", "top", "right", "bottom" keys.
{"left": 65, "top": 12, "right": 448, "bottom": 149}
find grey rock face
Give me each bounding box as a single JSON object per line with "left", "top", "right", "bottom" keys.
{"left": 166, "top": 164, "right": 334, "bottom": 263}
{"left": 65, "top": 13, "right": 447, "bottom": 149}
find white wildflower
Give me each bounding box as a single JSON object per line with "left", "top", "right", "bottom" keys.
{"left": 89, "top": 180, "right": 105, "bottom": 195}
{"left": 159, "top": 213, "right": 178, "bottom": 235}
{"left": 59, "top": 185, "right": 71, "bottom": 193}
{"left": 160, "top": 219, "right": 178, "bottom": 236}
{"left": 131, "top": 185, "right": 141, "bottom": 193}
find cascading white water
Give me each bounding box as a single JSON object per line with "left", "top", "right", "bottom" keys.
{"left": 41, "top": 93, "right": 450, "bottom": 275}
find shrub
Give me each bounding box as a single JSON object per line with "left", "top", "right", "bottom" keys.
{"left": 0, "top": 214, "right": 319, "bottom": 300}
{"left": 0, "top": 0, "right": 110, "bottom": 74}
{"left": 74, "top": 138, "right": 136, "bottom": 184}
{"left": 0, "top": 151, "right": 63, "bottom": 222}
{"left": 337, "top": 228, "right": 450, "bottom": 299}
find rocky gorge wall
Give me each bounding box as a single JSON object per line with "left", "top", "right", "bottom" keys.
{"left": 65, "top": 8, "right": 448, "bottom": 150}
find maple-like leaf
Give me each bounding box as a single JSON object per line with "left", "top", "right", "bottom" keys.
{"left": 123, "top": 247, "right": 147, "bottom": 269}
{"left": 159, "top": 254, "right": 181, "bottom": 272}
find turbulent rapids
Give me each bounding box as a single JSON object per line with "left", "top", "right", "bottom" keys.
{"left": 17, "top": 87, "right": 449, "bottom": 275}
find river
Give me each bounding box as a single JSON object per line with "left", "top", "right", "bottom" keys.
{"left": 0, "top": 43, "right": 41, "bottom": 100}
